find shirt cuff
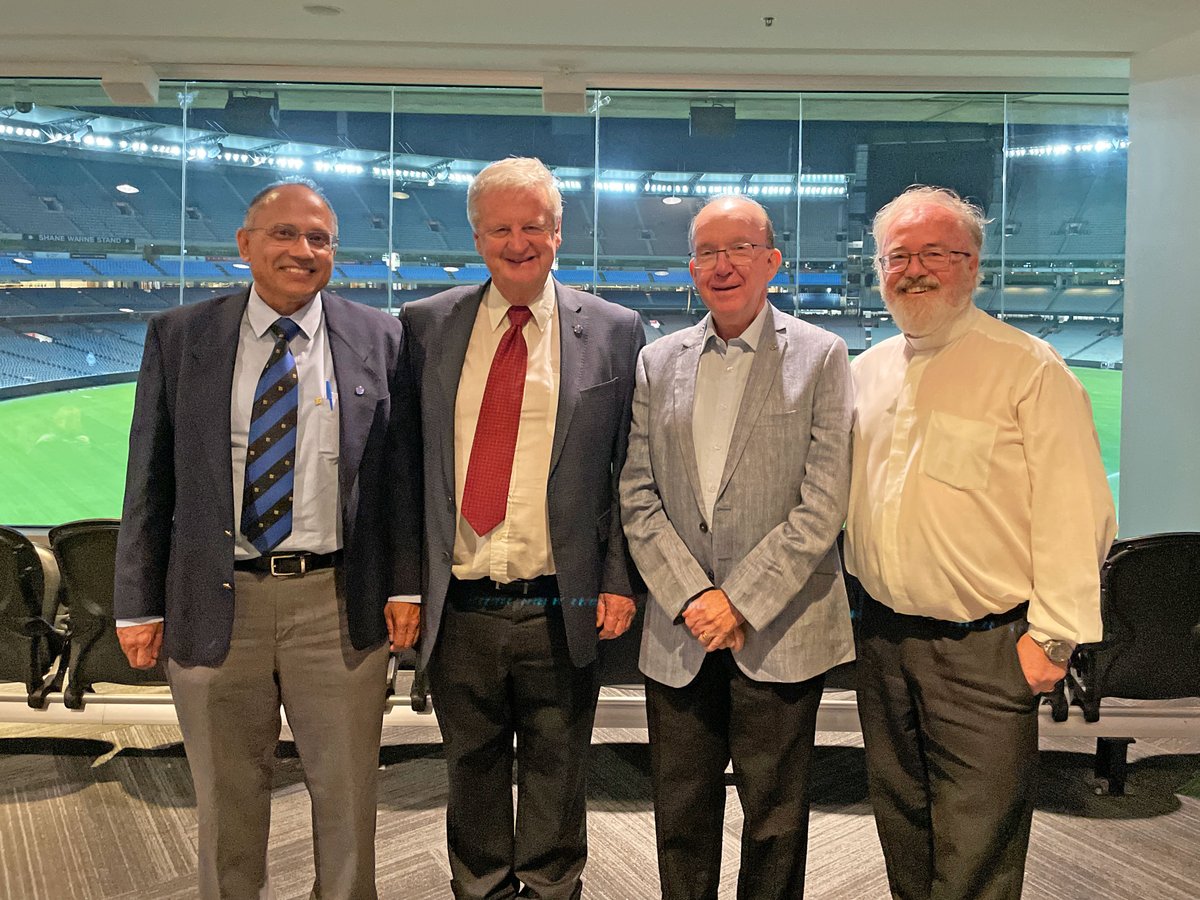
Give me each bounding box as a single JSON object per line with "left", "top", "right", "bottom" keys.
{"left": 116, "top": 616, "right": 164, "bottom": 627}
{"left": 387, "top": 595, "right": 422, "bottom": 604}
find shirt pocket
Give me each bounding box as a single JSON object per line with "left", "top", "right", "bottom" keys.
{"left": 919, "top": 410, "right": 996, "bottom": 491}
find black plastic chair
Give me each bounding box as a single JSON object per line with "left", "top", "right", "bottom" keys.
{"left": 49, "top": 518, "right": 167, "bottom": 708}
{"left": 1067, "top": 532, "right": 1200, "bottom": 792}
{"left": 0, "top": 525, "right": 67, "bottom": 707}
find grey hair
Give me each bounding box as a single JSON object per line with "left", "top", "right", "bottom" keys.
{"left": 243, "top": 177, "right": 338, "bottom": 230}
{"left": 871, "top": 185, "right": 987, "bottom": 282}
{"left": 466, "top": 157, "right": 563, "bottom": 230}
{"left": 687, "top": 194, "right": 775, "bottom": 251}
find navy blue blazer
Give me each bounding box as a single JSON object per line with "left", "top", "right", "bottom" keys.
{"left": 400, "top": 280, "right": 645, "bottom": 668}
{"left": 114, "top": 288, "right": 421, "bottom": 666}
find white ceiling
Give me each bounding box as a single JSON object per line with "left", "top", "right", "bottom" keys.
{"left": 2, "top": 0, "right": 1199, "bottom": 92}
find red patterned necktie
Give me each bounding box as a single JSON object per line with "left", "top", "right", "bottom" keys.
{"left": 460, "top": 305, "right": 534, "bottom": 536}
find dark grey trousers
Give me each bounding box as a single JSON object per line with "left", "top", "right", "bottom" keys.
{"left": 856, "top": 597, "right": 1040, "bottom": 900}
{"left": 428, "top": 584, "right": 600, "bottom": 900}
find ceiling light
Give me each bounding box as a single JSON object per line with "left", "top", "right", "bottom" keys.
{"left": 654, "top": 270, "right": 670, "bottom": 276}
{"left": 662, "top": 196, "right": 683, "bottom": 206}
{"left": 392, "top": 190, "right": 410, "bottom": 200}
{"left": 232, "top": 263, "right": 250, "bottom": 270}
{"left": 13, "top": 256, "right": 32, "bottom": 265}
{"left": 118, "top": 307, "right": 135, "bottom": 313}
{"left": 443, "top": 266, "right": 460, "bottom": 273}
{"left": 115, "top": 183, "right": 140, "bottom": 194}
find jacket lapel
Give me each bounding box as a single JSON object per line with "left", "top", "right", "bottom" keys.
{"left": 192, "top": 289, "right": 246, "bottom": 502}
{"left": 323, "top": 293, "right": 382, "bottom": 502}
{"left": 434, "top": 284, "right": 486, "bottom": 502}
{"left": 549, "top": 281, "right": 584, "bottom": 478}
{"left": 673, "top": 321, "right": 707, "bottom": 517}
{"left": 717, "top": 306, "right": 786, "bottom": 497}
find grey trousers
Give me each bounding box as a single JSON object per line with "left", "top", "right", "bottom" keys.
{"left": 169, "top": 567, "right": 390, "bottom": 900}
{"left": 856, "top": 597, "right": 1040, "bottom": 900}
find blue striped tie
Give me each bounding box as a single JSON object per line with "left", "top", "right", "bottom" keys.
{"left": 240, "top": 317, "right": 302, "bottom": 553}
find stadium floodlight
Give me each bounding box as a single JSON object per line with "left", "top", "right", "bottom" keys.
{"left": 13, "top": 257, "right": 32, "bottom": 265}
{"left": 443, "top": 266, "right": 460, "bottom": 273}
{"left": 118, "top": 307, "right": 135, "bottom": 313}
{"left": 115, "top": 183, "right": 140, "bottom": 194}
{"left": 232, "top": 263, "right": 250, "bottom": 270}
{"left": 392, "top": 190, "right": 410, "bottom": 200}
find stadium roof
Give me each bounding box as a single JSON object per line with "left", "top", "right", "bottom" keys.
{"left": 1, "top": 0, "right": 1199, "bottom": 94}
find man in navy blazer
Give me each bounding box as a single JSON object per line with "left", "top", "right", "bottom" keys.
{"left": 394, "top": 157, "right": 644, "bottom": 900}
{"left": 115, "top": 179, "right": 419, "bottom": 899}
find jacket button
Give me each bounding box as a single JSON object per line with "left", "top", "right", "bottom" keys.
{"left": 447, "top": 496, "right": 455, "bottom": 510}
{"left": 224, "top": 529, "right": 233, "bottom": 538}
{"left": 221, "top": 582, "right": 232, "bottom": 590}
{"left": 442, "top": 551, "right": 452, "bottom": 562}
{"left": 699, "top": 522, "right": 708, "bottom": 533}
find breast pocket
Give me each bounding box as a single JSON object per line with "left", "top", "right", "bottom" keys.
{"left": 919, "top": 411, "right": 996, "bottom": 491}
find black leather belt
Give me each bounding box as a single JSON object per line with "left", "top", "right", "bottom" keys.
{"left": 449, "top": 575, "right": 560, "bottom": 598}
{"left": 234, "top": 550, "right": 340, "bottom": 578}
{"left": 863, "top": 595, "right": 1028, "bottom": 636}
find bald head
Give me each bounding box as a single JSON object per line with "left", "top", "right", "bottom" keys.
{"left": 688, "top": 195, "right": 775, "bottom": 252}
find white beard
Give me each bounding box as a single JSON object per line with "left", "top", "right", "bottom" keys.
{"left": 883, "top": 276, "right": 972, "bottom": 338}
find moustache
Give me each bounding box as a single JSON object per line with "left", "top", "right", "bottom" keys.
{"left": 895, "top": 275, "right": 940, "bottom": 291}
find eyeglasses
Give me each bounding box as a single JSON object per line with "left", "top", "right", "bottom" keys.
{"left": 244, "top": 223, "right": 338, "bottom": 251}
{"left": 877, "top": 249, "right": 972, "bottom": 273}
{"left": 479, "top": 223, "right": 558, "bottom": 242}
{"left": 690, "top": 242, "right": 770, "bottom": 269}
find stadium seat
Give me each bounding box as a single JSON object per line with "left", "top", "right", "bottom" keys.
{"left": 1067, "top": 532, "right": 1200, "bottom": 792}
{"left": 0, "top": 525, "right": 67, "bottom": 707}
{"left": 48, "top": 518, "right": 167, "bottom": 708}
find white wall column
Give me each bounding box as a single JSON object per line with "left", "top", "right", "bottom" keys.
{"left": 1119, "top": 30, "right": 1200, "bottom": 536}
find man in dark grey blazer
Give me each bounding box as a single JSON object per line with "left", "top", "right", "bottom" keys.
{"left": 621, "top": 195, "right": 854, "bottom": 900}
{"left": 394, "top": 157, "right": 644, "bottom": 900}
{"left": 115, "top": 179, "right": 420, "bottom": 900}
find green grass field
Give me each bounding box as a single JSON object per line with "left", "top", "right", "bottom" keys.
{"left": 0, "top": 368, "right": 1124, "bottom": 526}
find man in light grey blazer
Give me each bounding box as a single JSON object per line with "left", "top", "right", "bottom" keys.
{"left": 620, "top": 195, "right": 853, "bottom": 900}
{"left": 396, "top": 158, "right": 644, "bottom": 900}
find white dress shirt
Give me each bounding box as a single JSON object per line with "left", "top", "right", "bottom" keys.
{"left": 451, "top": 277, "right": 560, "bottom": 582}
{"left": 692, "top": 302, "right": 769, "bottom": 523}
{"left": 845, "top": 304, "right": 1116, "bottom": 645}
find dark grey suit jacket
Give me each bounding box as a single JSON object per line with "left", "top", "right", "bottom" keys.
{"left": 114, "top": 288, "right": 421, "bottom": 666}
{"left": 401, "top": 280, "right": 645, "bottom": 669}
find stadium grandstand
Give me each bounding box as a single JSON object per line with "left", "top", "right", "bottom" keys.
{"left": 0, "top": 115, "right": 1127, "bottom": 394}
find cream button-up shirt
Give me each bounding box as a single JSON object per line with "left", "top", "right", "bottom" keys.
{"left": 451, "top": 277, "right": 560, "bottom": 582}
{"left": 845, "top": 304, "right": 1116, "bottom": 645}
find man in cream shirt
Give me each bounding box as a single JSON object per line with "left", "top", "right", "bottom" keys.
{"left": 845, "top": 185, "right": 1117, "bottom": 900}
{"left": 396, "top": 157, "right": 644, "bottom": 900}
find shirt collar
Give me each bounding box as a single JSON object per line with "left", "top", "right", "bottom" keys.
{"left": 701, "top": 300, "right": 770, "bottom": 353}
{"left": 247, "top": 285, "right": 322, "bottom": 339}
{"left": 482, "top": 276, "right": 556, "bottom": 334}
{"left": 904, "top": 301, "right": 978, "bottom": 353}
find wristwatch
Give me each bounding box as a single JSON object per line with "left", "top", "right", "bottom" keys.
{"left": 1033, "top": 637, "right": 1074, "bottom": 665}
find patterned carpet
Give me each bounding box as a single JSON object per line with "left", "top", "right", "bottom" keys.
{"left": 1, "top": 718, "right": 1197, "bottom": 900}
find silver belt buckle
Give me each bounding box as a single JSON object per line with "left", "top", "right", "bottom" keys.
{"left": 270, "top": 553, "right": 306, "bottom": 578}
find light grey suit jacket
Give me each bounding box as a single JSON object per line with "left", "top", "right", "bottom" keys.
{"left": 401, "top": 280, "right": 645, "bottom": 669}
{"left": 620, "top": 305, "right": 854, "bottom": 688}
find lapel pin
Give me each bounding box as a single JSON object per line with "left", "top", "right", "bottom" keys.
{"left": 354, "top": 385, "right": 365, "bottom": 395}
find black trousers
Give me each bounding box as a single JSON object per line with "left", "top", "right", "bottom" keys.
{"left": 428, "top": 578, "right": 601, "bottom": 900}
{"left": 645, "top": 650, "right": 826, "bottom": 900}
{"left": 856, "top": 597, "right": 1040, "bottom": 900}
